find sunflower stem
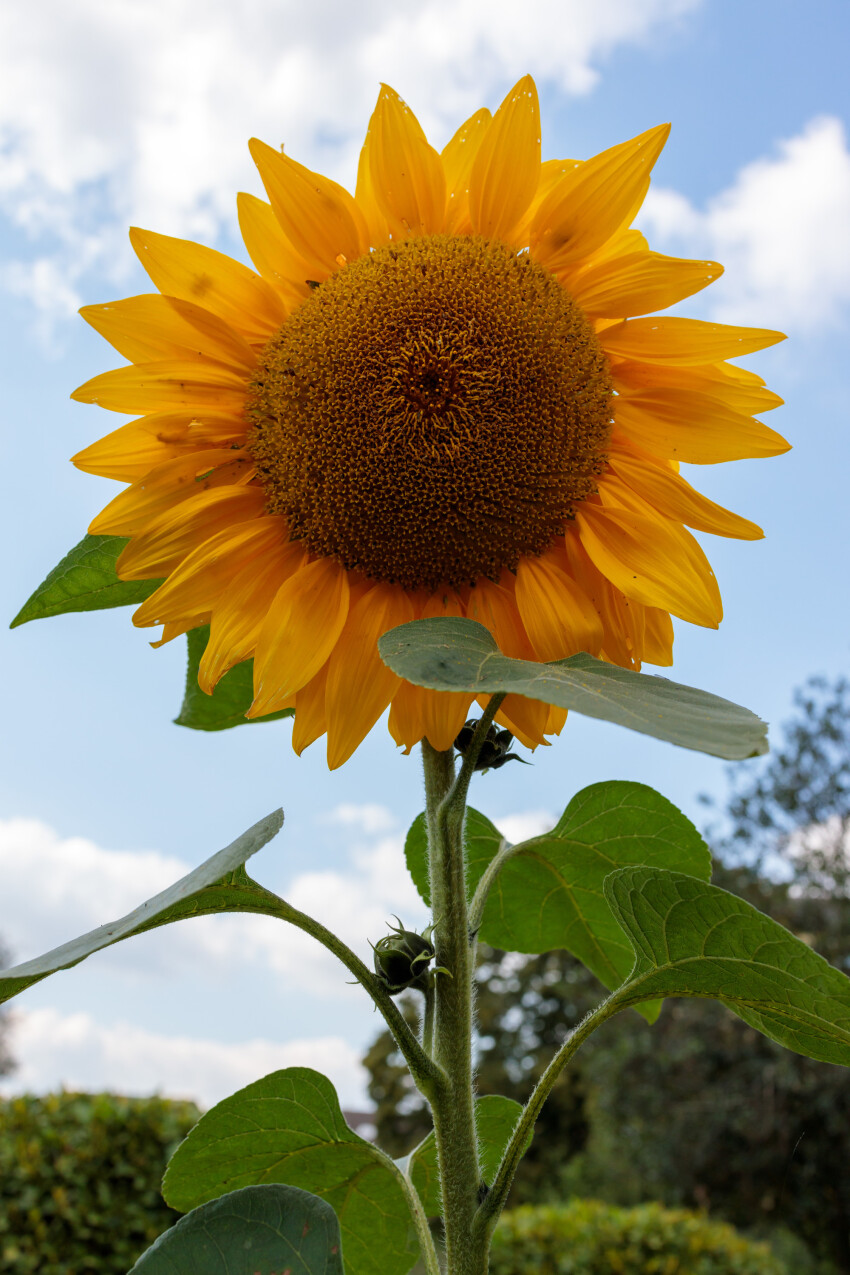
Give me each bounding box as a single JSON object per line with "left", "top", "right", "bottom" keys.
{"left": 422, "top": 739, "right": 489, "bottom": 1275}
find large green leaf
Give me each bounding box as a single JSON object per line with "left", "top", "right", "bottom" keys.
{"left": 606, "top": 867, "right": 850, "bottom": 1066}
{"left": 130, "top": 1183, "right": 343, "bottom": 1275}
{"left": 0, "top": 812, "right": 284, "bottom": 1006}
{"left": 403, "top": 1094, "right": 527, "bottom": 1216}
{"left": 175, "top": 626, "right": 293, "bottom": 732}
{"left": 11, "top": 534, "right": 161, "bottom": 627}
{"left": 378, "top": 618, "right": 768, "bottom": 760}
{"left": 405, "top": 783, "right": 709, "bottom": 1004}
{"left": 163, "top": 1068, "right": 419, "bottom": 1275}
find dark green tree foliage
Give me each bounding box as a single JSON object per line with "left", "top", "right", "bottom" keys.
{"left": 715, "top": 675, "right": 850, "bottom": 886}
{"left": 0, "top": 1091, "right": 199, "bottom": 1274}
{"left": 362, "top": 676, "right": 850, "bottom": 1270}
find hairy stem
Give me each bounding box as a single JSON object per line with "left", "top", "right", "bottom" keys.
{"left": 475, "top": 993, "right": 624, "bottom": 1241}
{"left": 422, "top": 739, "right": 487, "bottom": 1275}
{"left": 468, "top": 838, "right": 518, "bottom": 941}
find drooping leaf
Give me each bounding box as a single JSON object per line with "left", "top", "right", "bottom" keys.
{"left": 129, "top": 1183, "right": 344, "bottom": 1274}
{"left": 606, "top": 866, "right": 850, "bottom": 1066}
{"left": 163, "top": 1068, "right": 419, "bottom": 1275}
{"left": 11, "top": 534, "right": 161, "bottom": 627}
{"left": 378, "top": 618, "right": 768, "bottom": 760}
{"left": 175, "top": 626, "right": 293, "bottom": 731}
{"left": 403, "top": 1094, "right": 527, "bottom": 1217}
{"left": 0, "top": 812, "right": 284, "bottom": 1006}
{"left": 404, "top": 783, "right": 709, "bottom": 1017}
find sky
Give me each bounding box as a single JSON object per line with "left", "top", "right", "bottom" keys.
{"left": 0, "top": 0, "right": 849, "bottom": 1111}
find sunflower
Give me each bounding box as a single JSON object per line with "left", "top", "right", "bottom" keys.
{"left": 71, "top": 76, "right": 788, "bottom": 768}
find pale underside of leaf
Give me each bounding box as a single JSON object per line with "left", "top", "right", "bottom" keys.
{"left": 378, "top": 618, "right": 768, "bottom": 760}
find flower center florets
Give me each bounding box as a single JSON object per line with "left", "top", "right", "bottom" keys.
{"left": 247, "top": 234, "right": 613, "bottom": 591}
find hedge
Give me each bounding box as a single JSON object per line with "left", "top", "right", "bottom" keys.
{"left": 0, "top": 1091, "right": 199, "bottom": 1274}
{"left": 489, "top": 1200, "right": 788, "bottom": 1275}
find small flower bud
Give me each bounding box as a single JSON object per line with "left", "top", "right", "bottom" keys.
{"left": 372, "top": 919, "right": 437, "bottom": 995}
{"left": 453, "top": 719, "right": 530, "bottom": 772}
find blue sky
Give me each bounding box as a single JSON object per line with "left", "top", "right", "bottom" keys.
{"left": 0, "top": 0, "right": 848, "bottom": 1107}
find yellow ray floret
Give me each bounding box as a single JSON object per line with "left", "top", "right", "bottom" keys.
{"left": 71, "top": 75, "right": 788, "bottom": 767}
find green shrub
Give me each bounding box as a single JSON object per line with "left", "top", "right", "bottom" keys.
{"left": 0, "top": 1091, "right": 200, "bottom": 1274}
{"left": 489, "top": 1200, "right": 788, "bottom": 1275}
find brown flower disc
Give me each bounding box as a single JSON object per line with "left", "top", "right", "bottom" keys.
{"left": 248, "top": 234, "right": 613, "bottom": 591}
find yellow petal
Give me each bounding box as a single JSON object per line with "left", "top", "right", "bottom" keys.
{"left": 388, "top": 679, "right": 428, "bottom": 754}
{"left": 237, "top": 192, "right": 314, "bottom": 307}
{"left": 79, "top": 294, "right": 257, "bottom": 371}
{"left": 600, "top": 317, "right": 785, "bottom": 365}
{"left": 367, "top": 85, "right": 446, "bottom": 236}
{"left": 200, "top": 540, "right": 305, "bottom": 692}
{"left": 643, "top": 606, "right": 674, "bottom": 666}
{"left": 90, "top": 450, "right": 251, "bottom": 536}
{"left": 545, "top": 705, "right": 568, "bottom": 735}
{"left": 248, "top": 139, "right": 368, "bottom": 278}
{"left": 292, "top": 663, "right": 330, "bottom": 756}
{"left": 468, "top": 76, "right": 541, "bottom": 243}
{"left": 250, "top": 558, "right": 350, "bottom": 715}
{"left": 567, "top": 252, "right": 723, "bottom": 319}
{"left": 72, "top": 359, "right": 248, "bottom": 415}
{"left": 530, "top": 124, "right": 670, "bottom": 269}
{"left": 441, "top": 108, "right": 492, "bottom": 234}
{"left": 132, "top": 517, "right": 288, "bottom": 628}
{"left": 355, "top": 137, "right": 391, "bottom": 246}
{"left": 129, "top": 227, "right": 286, "bottom": 341}
{"left": 115, "top": 485, "right": 265, "bottom": 579}
{"left": 561, "top": 530, "right": 638, "bottom": 670}
{"left": 496, "top": 694, "right": 551, "bottom": 748}
{"left": 576, "top": 502, "right": 723, "bottom": 628}
{"left": 515, "top": 554, "right": 603, "bottom": 660}
{"left": 611, "top": 359, "right": 784, "bottom": 414}
{"left": 466, "top": 576, "right": 535, "bottom": 659}
{"left": 606, "top": 445, "right": 763, "bottom": 539}
{"left": 72, "top": 413, "right": 247, "bottom": 482}
{"left": 524, "top": 157, "right": 579, "bottom": 223}
{"left": 72, "top": 415, "right": 191, "bottom": 481}
{"left": 151, "top": 618, "right": 208, "bottom": 648}
{"left": 326, "top": 582, "right": 414, "bottom": 769}
{"left": 613, "top": 388, "right": 790, "bottom": 464}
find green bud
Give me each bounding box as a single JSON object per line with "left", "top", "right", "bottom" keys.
{"left": 371, "top": 919, "right": 437, "bottom": 995}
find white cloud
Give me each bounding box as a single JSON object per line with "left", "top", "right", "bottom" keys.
{"left": 497, "top": 810, "right": 556, "bottom": 844}
{"left": 640, "top": 115, "right": 850, "bottom": 332}
{"left": 0, "top": 813, "right": 427, "bottom": 996}
{"left": 0, "top": 0, "right": 700, "bottom": 330}
{"left": 0, "top": 1007, "right": 367, "bottom": 1108}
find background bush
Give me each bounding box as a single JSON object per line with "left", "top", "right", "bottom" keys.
{"left": 0, "top": 1090, "right": 199, "bottom": 1274}
{"left": 489, "top": 1201, "right": 787, "bottom": 1275}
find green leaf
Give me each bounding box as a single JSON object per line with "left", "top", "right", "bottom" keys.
{"left": 405, "top": 783, "right": 708, "bottom": 1019}
{"left": 129, "top": 1183, "right": 344, "bottom": 1274}
{"left": 0, "top": 811, "right": 284, "bottom": 1006}
{"left": 606, "top": 867, "right": 850, "bottom": 1066}
{"left": 175, "top": 626, "right": 293, "bottom": 732}
{"left": 378, "top": 618, "right": 768, "bottom": 760}
{"left": 404, "top": 1094, "right": 527, "bottom": 1217}
{"left": 163, "top": 1068, "right": 419, "bottom": 1275}
{"left": 11, "top": 534, "right": 161, "bottom": 627}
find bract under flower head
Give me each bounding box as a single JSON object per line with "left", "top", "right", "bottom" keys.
{"left": 71, "top": 76, "right": 788, "bottom": 768}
